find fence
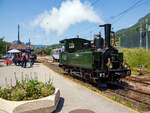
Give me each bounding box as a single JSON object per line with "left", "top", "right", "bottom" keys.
{"left": 120, "top": 31, "right": 150, "bottom": 48}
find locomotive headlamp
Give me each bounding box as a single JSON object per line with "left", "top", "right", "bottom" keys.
{"left": 124, "top": 63, "right": 128, "bottom": 68}
{"left": 109, "top": 64, "right": 113, "bottom": 69}
{"left": 138, "top": 64, "right": 142, "bottom": 70}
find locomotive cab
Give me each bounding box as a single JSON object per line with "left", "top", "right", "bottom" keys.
{"left": 60, "top": 37, "right": 92, "bottom": 53}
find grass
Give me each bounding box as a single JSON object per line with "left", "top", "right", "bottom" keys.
{"left": 0, "top": 76, "right": 55, "bottom": 101}
{"left": 120, "top": 48, "right": 150, "bottom": 71}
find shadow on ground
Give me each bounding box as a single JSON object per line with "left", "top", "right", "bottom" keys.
{"left": 0, "top": 65, "right": 4, "bottom": 67}
{"left": 52, "top": 97, "right": 64, "bottom": 113}
{"left": 34, "top": 63, "right": 40, "bottom": 66}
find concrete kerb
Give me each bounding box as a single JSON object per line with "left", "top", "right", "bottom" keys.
{"left": 0, "top": 88, "right": 60, "bottom": 113}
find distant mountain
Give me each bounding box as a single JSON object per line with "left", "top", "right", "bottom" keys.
{"left": 116, "top": 13, "right": 150, "bottom": 37}
{"left": 34, "top": 45, "right": 49, "bottom": 49}
{"left": 34, "top": 44, "right": 61, "bottom": 50}
{"left": 49, "top": 44, "right": 61, "bottom": 49}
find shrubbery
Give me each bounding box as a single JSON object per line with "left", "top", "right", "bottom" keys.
{"left": 0, "top": 78, "right": 55, "bottom": 101}
{"left": 120, "top": 48, "right": 150, "bottom": 69}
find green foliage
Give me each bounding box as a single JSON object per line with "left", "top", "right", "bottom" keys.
{"left": 45, "top": 44, "right": 61, "bottom": 55}
{"left": 34, "top": 43, "right": 60, "bottom": 55}
{"left": 49, "top": 44, "right": 61, "bottom": 49}
{"left": 115, "top": 37, "right": 120, "bottom": 46}
{"left": 120, "top": 48, "right": 150, "bottom": 69}
{"left": 34, "top": 49, "right": 41, "bottom": 55}
{"left": 45, "top": 48, "right": 52, "bottom": 55}
{"left": 34, "top": 47, "right": 52, "bottom": 55}
{"left": 0, "top": 37, "right": 10, "bottom": 54}
{"left": 0, "top": 78, "right": 55, "bottom": 101}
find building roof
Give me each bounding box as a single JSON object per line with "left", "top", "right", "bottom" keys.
{"left": 12, "top": 40, "right": 22, "bottom": 44}
{"left": 60, "top": 38, "right": 90, "bottom": 43}
{"left": 9, "top": 44, "right": 34, "bottom": 50}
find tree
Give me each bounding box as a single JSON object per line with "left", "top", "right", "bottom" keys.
{"left": 0, "top": 37, "right": 10, "bottom": 54}
{"left": 45, "top": 48, "right": 52, "bottom": 55}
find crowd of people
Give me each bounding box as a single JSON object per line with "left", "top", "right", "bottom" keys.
{"left": 11, "top": 53, "right": 37, "bottom": 68}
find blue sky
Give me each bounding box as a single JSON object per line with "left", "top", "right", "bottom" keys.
{"left": 0, "top": 0, "right": 150, "bottom": 45}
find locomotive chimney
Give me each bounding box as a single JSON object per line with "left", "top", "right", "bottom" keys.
{"left": 99, "top": 24, "right": 111, "bottom": 48}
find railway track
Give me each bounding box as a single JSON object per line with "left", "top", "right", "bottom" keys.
{"left": 107, "top": 82, "right": 150, "bottom": 108}
{"left": 132, "top": 69, "right": 150, "bottom": 76}
{"left": 38, "top": 57, "right": 150, "bottom": 112}
{"left": 122, "top": 76, "right": 150, "bottom": 86}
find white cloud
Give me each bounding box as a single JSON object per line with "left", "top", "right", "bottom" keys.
{"left": 128, "top": 24, "right": 133, "bottom": 27}
{"left": 35, "top": 34, "right": 41, "bottom": 38}
{"left": 31, "top": 0, "right": 104, "bottom": 35}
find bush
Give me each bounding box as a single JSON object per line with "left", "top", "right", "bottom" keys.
{"left": 0, "top": 78, "right": 55, "bottom": 101}
{"left": 120, "top": 48, "right": 150, "bottom": 69}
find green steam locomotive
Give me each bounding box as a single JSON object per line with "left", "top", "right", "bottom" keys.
{"left": 59, "top": 24, "right": 131, "bottom": 82}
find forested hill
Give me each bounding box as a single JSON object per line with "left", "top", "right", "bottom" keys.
{"left": 116, "top": 13, "right": 150, "bottom": 38}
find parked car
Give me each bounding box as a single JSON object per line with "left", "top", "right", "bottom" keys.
{"left": 1, "top": 55, "right": 9, "bottom": 59}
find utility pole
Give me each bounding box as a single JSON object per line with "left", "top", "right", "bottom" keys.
{"left": 146, "top": 18, "right": 148, "bottom": 52}
{"left": 139, "top": 23, "right": 142, "bottom": 48}
{"left": 90, "top": 31, "right": 92, "bottom": 40}
{"left": 18, "top": 24, "right": 20, "bottom": 42}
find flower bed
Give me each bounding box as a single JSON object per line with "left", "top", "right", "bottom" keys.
{"left": 0, "top": 88, "right": 60, "bottom": 113}
{"left": 0, "top": 78, "right": 55, "bottom": 101}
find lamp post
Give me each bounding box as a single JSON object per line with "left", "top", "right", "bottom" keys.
{"left": 139, "top": 23, "right": 142, "bottom": 48}
{"left": 146, "top": 19, "right": 148, "bottom": 52}
{"left": 138, "top": 64, "right": 142, "bottom": 75}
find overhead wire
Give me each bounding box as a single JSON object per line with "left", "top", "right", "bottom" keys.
{"left": 110, "top": 0, "right": 144, "bottom": 20}
{"left": 111, "top": 0, "right": 150, "bottom": 25}
{"left": 79, "top": 0, "right": 150, "bottom": 38}
{"left": 61, "top": 0, "right": 149, "bottom": 39}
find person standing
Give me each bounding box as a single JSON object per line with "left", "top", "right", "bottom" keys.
{"left": 25, "top": 53, "right": 29, "bottom": 62}
{"left": 17, "top": 54, "right": 21, "bottom": 66}
{"left": 29, "top": 53, "right": 34, "bottom": 68}
{"left": 94, "top": 32, "right": 104, "bottom": 51}
{"left": 22, "top": 53, "right": 27, "bottom": 68}
{"left": 33, "top": 54, "right": 37, "bottom": 64}
{"left": 20, "top": 54, "right": 23, "bottom": 67}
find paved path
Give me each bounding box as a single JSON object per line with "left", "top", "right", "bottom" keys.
{"left": 0, "top": 62, "right": 135, "bottom": 113}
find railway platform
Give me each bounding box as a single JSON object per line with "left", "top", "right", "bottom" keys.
{"left": 0, "top": 62, "right": 135, "bottom": 113}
